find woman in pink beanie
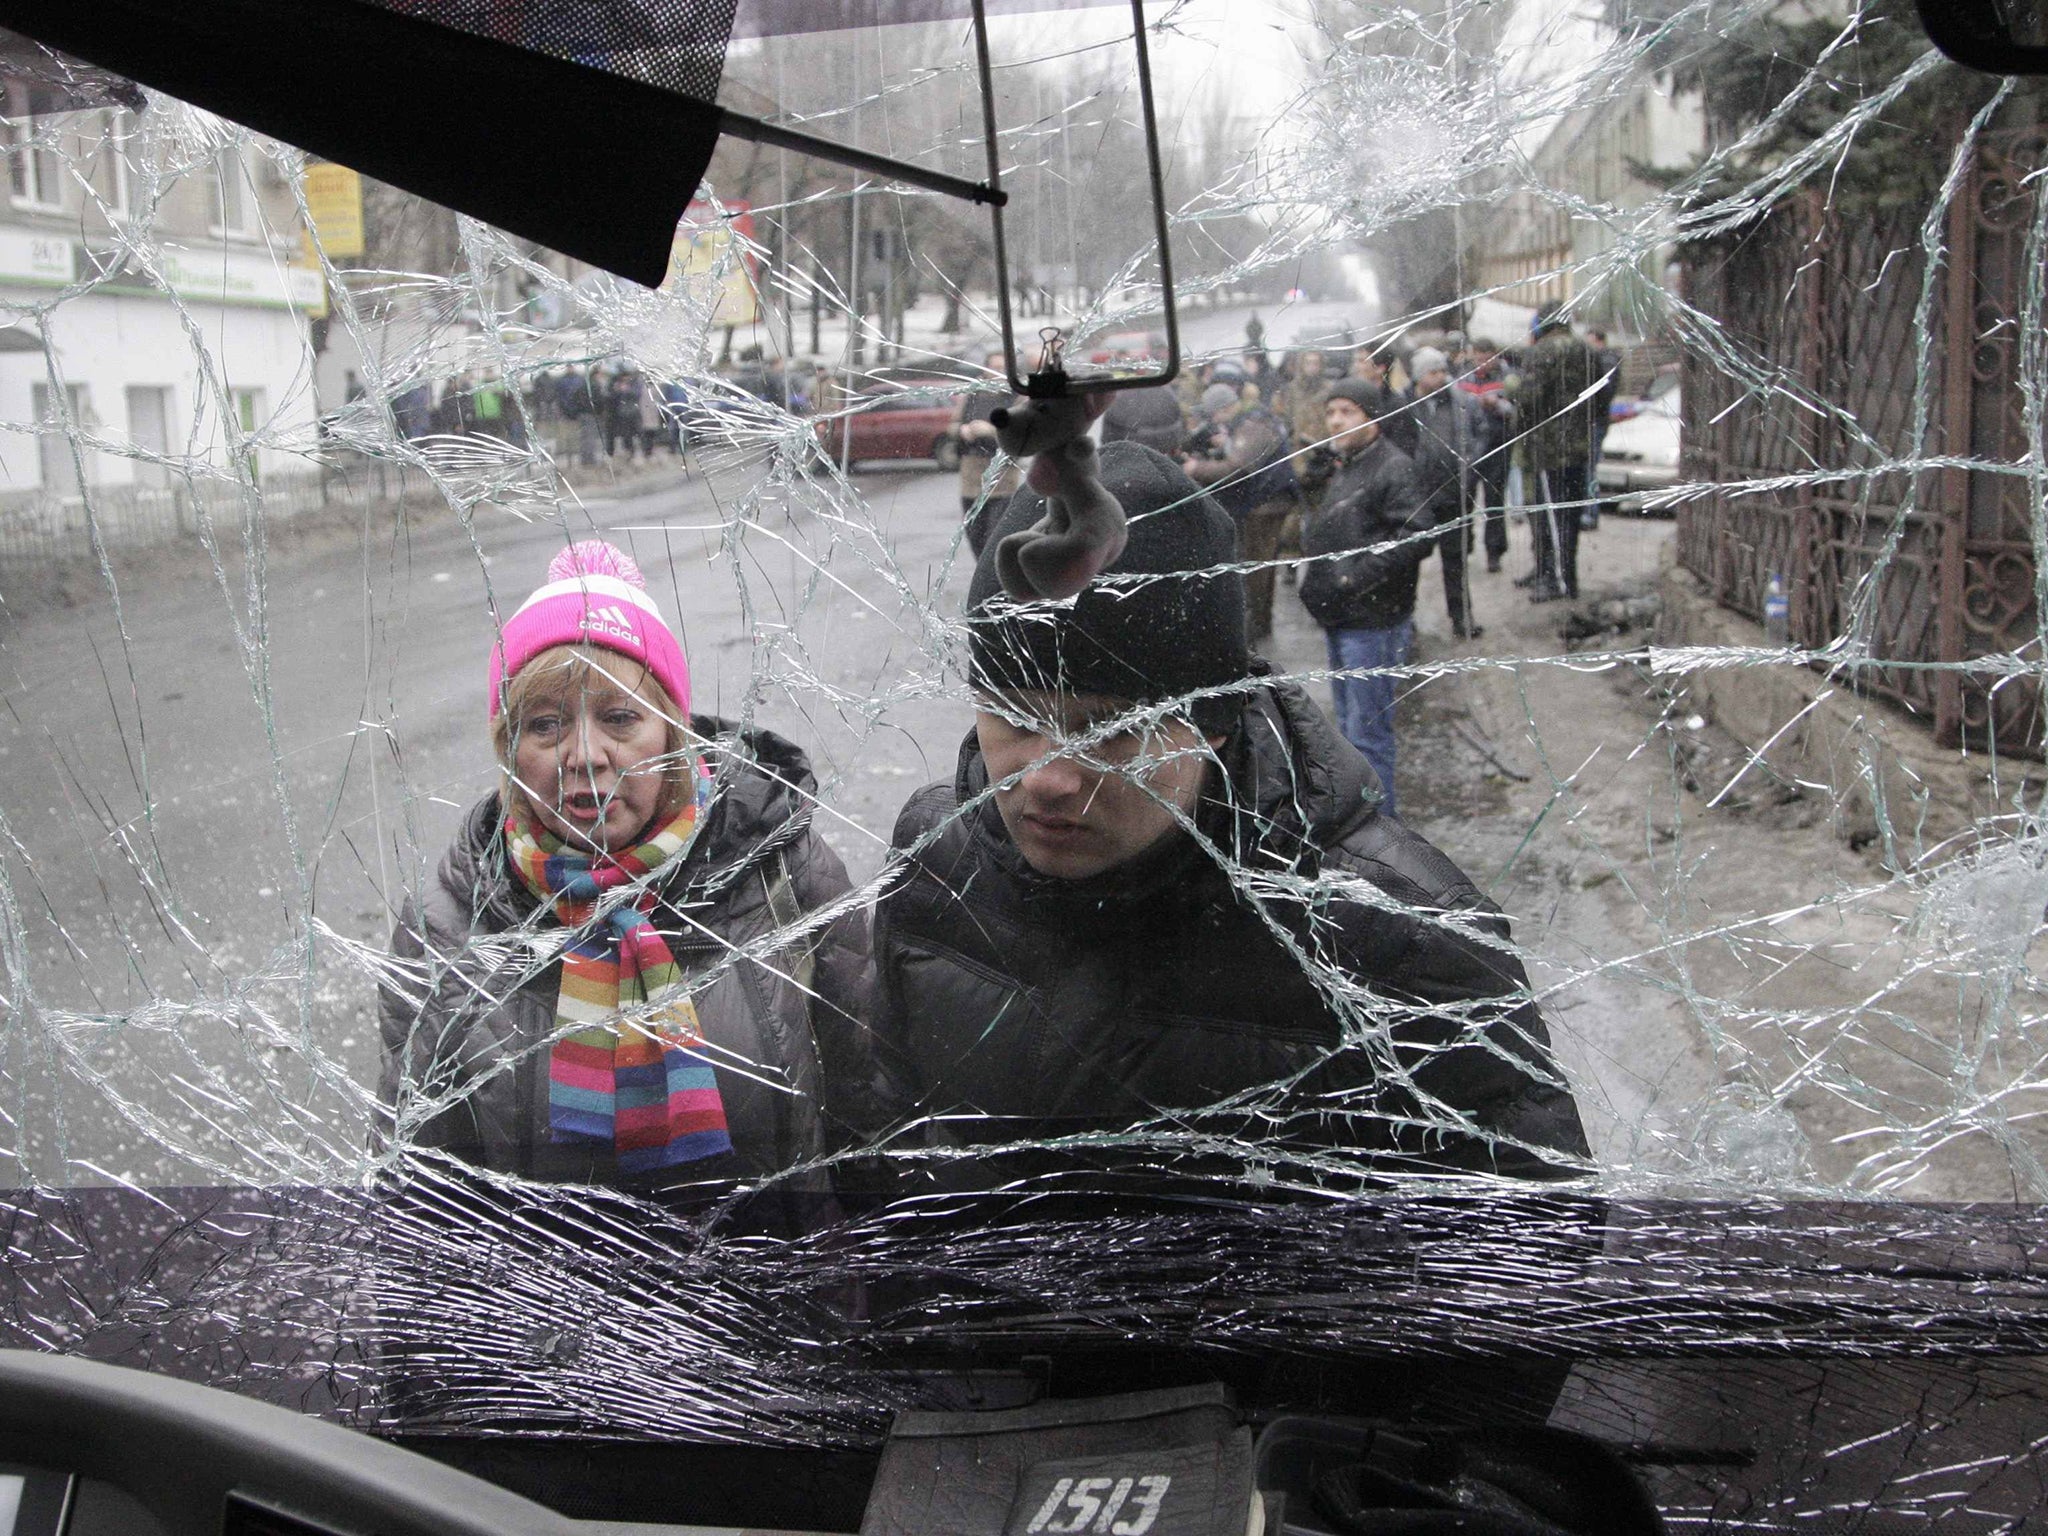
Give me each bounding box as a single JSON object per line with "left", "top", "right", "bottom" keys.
{"left": 378, "top": 540, "right": 873, "bottom": 1218}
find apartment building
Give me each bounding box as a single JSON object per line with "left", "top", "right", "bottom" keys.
{"left": 1475, "top": 77, "right": 1705, "bottom": 328}
{"left": 0, "top": 82, "right": 321, "bottom": 499}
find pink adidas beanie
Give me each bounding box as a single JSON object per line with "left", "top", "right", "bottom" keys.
{"left": 488, "top": 540, "right": 691, "bottom": 721}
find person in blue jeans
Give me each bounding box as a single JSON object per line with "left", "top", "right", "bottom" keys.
{"left": 1297, "top": 380, "right": 1435, "bottom": 820}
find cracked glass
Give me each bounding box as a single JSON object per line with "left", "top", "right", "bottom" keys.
{"left": 4, "top": 0, "right": 2048, "bottom": 1528}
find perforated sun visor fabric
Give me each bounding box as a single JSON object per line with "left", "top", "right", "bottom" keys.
{"left": 0, "top": 0, "right": 732, "bottom": 285}
{"left": 360, "top": 0, "right": 738, "bottom": 100}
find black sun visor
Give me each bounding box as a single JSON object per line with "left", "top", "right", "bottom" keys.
{"left": 0, "top": 0, "right": 729, "bottom": 285}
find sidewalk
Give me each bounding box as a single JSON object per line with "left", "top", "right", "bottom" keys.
{"left": 1264, "top": 513, "right": 2047, "bottom": 1199}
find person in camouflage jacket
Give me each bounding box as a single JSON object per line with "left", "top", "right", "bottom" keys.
{"left": 1511, "top": 304, "right": 1602, "bottom": 602}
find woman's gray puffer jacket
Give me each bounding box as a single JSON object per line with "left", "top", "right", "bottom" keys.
{"left": 377, "top": 718, "right": 871, "bottom": 1209}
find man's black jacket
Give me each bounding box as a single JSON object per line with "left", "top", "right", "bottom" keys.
{"left": 852, "top": 678, "right": 1590, "bottom": 1184}
{"left": 1298, "top": 435, "right": 1437, "bottom": 632}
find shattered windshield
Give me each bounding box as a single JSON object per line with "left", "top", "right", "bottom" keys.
{"left": 5, "top": 0, "right": 2048, "bottom": 1525}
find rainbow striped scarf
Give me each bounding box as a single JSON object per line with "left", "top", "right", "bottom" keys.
{"left": 504, "top": 780, "right": 734, "bottom": 1173}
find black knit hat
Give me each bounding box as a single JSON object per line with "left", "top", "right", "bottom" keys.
{"left": 967, "top": 441, "right": 1249, "bottom": 736}
{"left": 1325, "top": 377, "right": 1392, "bottom": 417}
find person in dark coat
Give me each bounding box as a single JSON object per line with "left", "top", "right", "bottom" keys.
{"left": 1582, "top": 329, "right": 1622, "bottom": 531}
{"left": 434, "top": 375, "right": 475, "bottom": 436}
{"left": 557, "top": 368, "right": 602, "bottom": 466}
{"left": 1404, "top": 346, "right": 1486, "bottom": 640}
{"left": 391, "top": 381, "right": 435, "bottom": 442}
{"left": 1297, "top": 380, "right": 1438, "bottom": 818}
{"left": 1512, "top": 304, "right": 1602, "bottom": 601}
{"left": 852, "top": 442, "right": 1588, "bottom": 1189}
{"left": 1459, "top": 342, "right": 1516, "bottom": 574}
{"left": 1182, "top": 388, "right": 1297, "bottom": 642}
{"left": 379, "top": 540, "right": 869, "bottom": 1223}
{"left": 605, "top": 368, "right": 644, "bottom": 459}
{"left": 1101, "top": 384, "right": 1188, "bottom": 457}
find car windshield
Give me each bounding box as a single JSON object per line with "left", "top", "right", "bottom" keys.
{"left": 4, "top": 0, "right": 2048, "bottom": 1526}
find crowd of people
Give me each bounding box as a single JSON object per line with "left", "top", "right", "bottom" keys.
{"left": 382, "top": 350, "right": 810, "bottom": 468}
{"left": 956, "top": 302, "right": 1623, "bottom": 817}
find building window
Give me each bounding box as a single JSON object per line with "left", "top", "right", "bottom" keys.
{"left": 8, "top": 81, "right": 69, "bottom": 212}
{"left": 232, "top": 386, "right": 265, "bottom": 482}
{"left": 209, "top": 146, "right": 257, "bottom": 238}
{"left": 32, "top": 382, "right": 94, "bottom": 496}
{"left": 72, "top": 106, "right": 135, "bottom": 222}
{"left": 126, "top": 384, "right": 173, "bottom": 489}
{"left": 100, "top": 108, "right": 137, "bottom": 220}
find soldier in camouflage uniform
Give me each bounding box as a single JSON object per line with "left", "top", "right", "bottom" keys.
{"left": 1511, "top": 302, "right": 1602, "bottom": 602}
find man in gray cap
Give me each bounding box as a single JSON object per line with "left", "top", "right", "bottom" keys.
{"left": 850, "top": 440, "right": 1587, "bottom": 1185}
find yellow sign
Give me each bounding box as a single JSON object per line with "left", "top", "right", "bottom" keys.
{"left": 304, "top": 162, "right": 366, "bottom": 259}
{"left": 663, "top": 201, "right": 758, "bottom": 327}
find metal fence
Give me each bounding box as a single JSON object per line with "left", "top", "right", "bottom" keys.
{"left": 0, "top": 456, "right": 445, "bottom": 570}
{"left": 1678, "top": 126, "right": 2044, "bottom": 758}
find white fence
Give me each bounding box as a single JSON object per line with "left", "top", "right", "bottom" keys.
{"left": 0, "top": 458, "right": 446, "bottom": 568}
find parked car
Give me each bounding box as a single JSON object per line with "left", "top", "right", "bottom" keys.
{"left": 1087, "top": 329, "right": 1168, "bottom": 365}
{"left": 814, "top": 381, "right": 963, "bottom": 470}
{"left": 1597, "top": 382, "right": 1681, "bottom": 515}
{"left": 1606, "top": 362, "right": 1679, "bottom": 422}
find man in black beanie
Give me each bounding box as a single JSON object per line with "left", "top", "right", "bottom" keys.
{"left": 1298, "top": 377, "right": 1437, "bottom": 820}
{"left": 844, "top": 440, "right": 1587, "bottom": 1186}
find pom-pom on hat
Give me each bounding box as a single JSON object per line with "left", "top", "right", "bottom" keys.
{"left": 488, "top": 539, "right": 691, "bottom": 720}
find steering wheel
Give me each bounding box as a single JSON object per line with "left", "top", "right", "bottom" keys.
{"left": 0, "top": 1349, "right": 575, "bottom": 1536}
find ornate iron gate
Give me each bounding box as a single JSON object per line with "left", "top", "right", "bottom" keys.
{"left": 1678, "top": 126, "right": 2044, "bottom": 757}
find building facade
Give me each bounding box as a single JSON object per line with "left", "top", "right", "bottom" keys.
{"left": 1475, "top": 75, "right": 1705, "bottom": 331}
{"left": 0, "top": 87, "right": 320, "bottom": 501}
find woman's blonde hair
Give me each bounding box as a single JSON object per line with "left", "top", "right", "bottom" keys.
{"left": 491, "top": 642, "right": 696, "bottom": 824}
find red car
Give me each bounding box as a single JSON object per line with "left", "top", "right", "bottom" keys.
{"left": 814, "top": 382, "right": 963, "bottom": 470}
{"left": 1088, "top": 329, "right": 1168, "bottom": 365}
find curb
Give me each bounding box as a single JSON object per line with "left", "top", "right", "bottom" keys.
{"left": 1653, "top": 561, "right": 2042, "bottom": 866}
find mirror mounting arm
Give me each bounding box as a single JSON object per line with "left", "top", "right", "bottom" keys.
{"left": 970, "top": 0, "right": 1182, "bottom": 401}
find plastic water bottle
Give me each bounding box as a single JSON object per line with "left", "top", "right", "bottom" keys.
{"left": 1764, "top": 571, "right": 1790, "bottom": 646}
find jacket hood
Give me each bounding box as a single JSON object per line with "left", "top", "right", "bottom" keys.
{"left": 440, "top": 714, "right": 820, "bottom": 922}
{"left": 947, "top": 673, "right": 1384, "bottom": 916}
{"left": 1225, "top": 673, "right": 1385, "bottom": 862}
